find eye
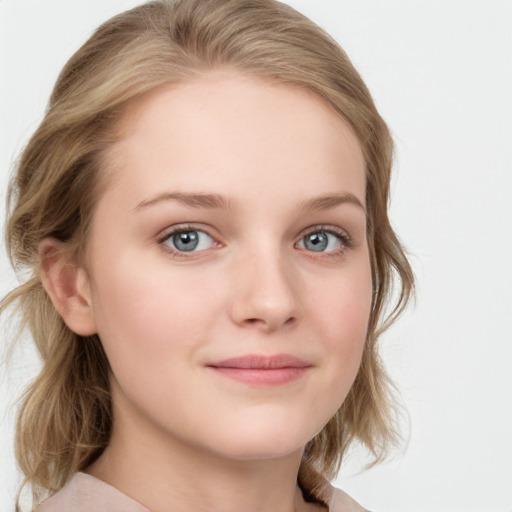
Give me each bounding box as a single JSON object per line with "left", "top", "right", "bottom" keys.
{"left": 161, "top": 229, "right": 215, "bottom": 253}
{"left": 297, "top": 230, "right": 348, "bottom": 253}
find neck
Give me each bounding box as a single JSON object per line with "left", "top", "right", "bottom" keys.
{"left": 86, "top": 402, "right": 323, "bottom": 512}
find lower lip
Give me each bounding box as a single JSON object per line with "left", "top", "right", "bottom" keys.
{"left": 208, "top": 367, "right": 310, "bottom": 385}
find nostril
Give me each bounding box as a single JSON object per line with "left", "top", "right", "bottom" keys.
{"left": 242, "top": 316, "right": 296, "bottom": 329}
{"left": 284, "top": 316, "right": 296, "bottom": 326}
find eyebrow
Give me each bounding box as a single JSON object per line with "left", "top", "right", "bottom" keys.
{"left": 134, "top": 192, "right": 231, "bottom": 212}
{"left": 298, "top": 193, "right": 366, "bottom": 214}
{"left": 133, "top": 191, "right": 365, "bottom": 214}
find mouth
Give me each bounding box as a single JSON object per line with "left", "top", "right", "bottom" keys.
{"left": 206, "top": 354, "right": 312, "bottom": 386}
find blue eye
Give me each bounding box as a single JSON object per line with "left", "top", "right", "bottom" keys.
{"left": 298, "top": 231, "right": 344, "bottom": 252}
{"left": 163, "top": 229, "right": 214, "bottom": 252}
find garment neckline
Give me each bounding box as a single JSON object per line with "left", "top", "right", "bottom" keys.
{"left": 74, "top": 471, "right": 331, "bottom": 511}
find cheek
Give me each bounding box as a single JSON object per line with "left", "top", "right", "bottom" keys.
{"left": 88, "top": 254, "right": 223, "bottom": 366}
{"left": 287, "top": 263, "right": 372, "bottom": 437}
{"left": 308, "top": 259, "right": 373, "bottom": 382}
{"left": 313, "top": 261, "right": 373, "bottom": 342}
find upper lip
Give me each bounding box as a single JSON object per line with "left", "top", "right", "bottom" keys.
{"left": 207, "top": 354, "right": 312, "bottom": 369}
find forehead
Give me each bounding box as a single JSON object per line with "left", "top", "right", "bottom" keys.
{"left": 102, "top": 69, "right": 366, "bottom": 207}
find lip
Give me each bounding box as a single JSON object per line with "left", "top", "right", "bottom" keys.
{"left": 206, "top": 354, "right": 312, "bottom": 386}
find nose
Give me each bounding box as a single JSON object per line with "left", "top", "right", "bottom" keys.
{"left": 229, "top": 247, "right": 300, "bottom": 332}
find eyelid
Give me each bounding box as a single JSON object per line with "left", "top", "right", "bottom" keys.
{"left": 297, "top": 224, "right": 352, "bottom": 241}
{"left": 155, "top": 223, "right": 354, "bottom": 260}
{"left": 157, "top": 223, "right": 222, "bottom": 257}
{"left": 295, "top": 224, "right": 354, "bottom": 255}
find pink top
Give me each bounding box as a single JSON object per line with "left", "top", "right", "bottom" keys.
{"left": 36, "top": 472, "right": 369, "bottom": 512}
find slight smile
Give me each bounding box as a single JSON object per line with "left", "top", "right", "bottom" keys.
{"left": 206, "top": 354, "right": 313, "bottom": 386}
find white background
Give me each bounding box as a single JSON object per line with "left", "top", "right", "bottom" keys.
{"left": 1, "top": 1, "right": 511, "bottom": 511}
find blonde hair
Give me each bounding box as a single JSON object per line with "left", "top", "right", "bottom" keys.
{"left": 2, "top": 0, "right": 414, "bottom": 508}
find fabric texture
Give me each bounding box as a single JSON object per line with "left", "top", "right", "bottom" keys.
{"left": 36, "top": 472, "right": 369, "bottom": 512}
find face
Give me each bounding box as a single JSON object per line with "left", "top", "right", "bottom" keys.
{"left": 83, "top": 70, "right": 372, "bottom": 461}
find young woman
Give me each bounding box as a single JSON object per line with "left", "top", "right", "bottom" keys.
{"left": 1, "top": 0, "right": 413, "bottom": 510}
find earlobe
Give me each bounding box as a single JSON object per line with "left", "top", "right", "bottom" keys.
{"left": 39, "top": 238, "right": 97, "bottom": 336}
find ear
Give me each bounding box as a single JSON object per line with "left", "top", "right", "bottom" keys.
{"left": 39, "top": 238, "right": 97, "bottom": 336}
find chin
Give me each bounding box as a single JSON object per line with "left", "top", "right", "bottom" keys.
{"left": 204, "top": 424, "right": 314, "bottom": 462}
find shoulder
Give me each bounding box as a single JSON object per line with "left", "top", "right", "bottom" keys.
{"left": 36, "top": 473, "right": 149, "bottom": 512}
{"left": 320, "top": 480, "right": 371, "bottom": 512}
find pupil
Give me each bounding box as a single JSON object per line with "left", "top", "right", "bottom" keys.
{"left": 306, "top": 232, "right": 328, "bottom": 252}
{"left": 173, "top": 231, "right": 199, "bottom": 251}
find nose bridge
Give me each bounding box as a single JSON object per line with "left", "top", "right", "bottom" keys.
{"left": 230, "top": 237, "right": 299, "bottom": 330}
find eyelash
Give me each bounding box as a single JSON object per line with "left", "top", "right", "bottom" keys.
{"left": 296, "top": 225, "right": 353, "bottom": 260}
{"left": 157, "top": 224, "right": 353, "bottom": 259}
{"left": 157, "top": 224, "right": 218, "bottom": 259}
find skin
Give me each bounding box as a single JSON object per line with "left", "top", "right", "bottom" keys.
{"left": 41, "top": 70, "right": 372, "bottom": 512}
